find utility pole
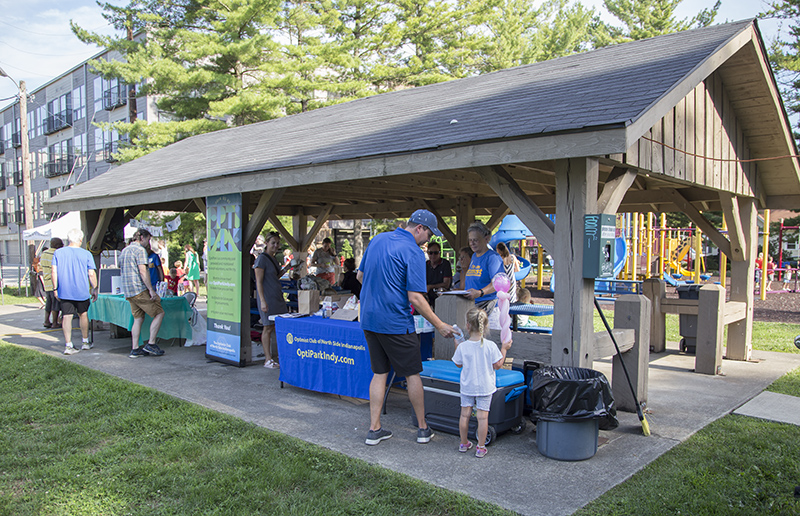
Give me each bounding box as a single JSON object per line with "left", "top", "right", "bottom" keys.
{"left": 0, "top": 67, "right": 35, "bottom": 268}
{"left": 19, "top": 80, "right": 35, "bottom": 266}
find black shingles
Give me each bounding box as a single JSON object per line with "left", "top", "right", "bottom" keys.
{"left": 50, "top": 19, "right": 754, "bottom": 204}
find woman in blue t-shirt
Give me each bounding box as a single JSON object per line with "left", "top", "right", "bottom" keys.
{"left": 463, "top": 221, "right": 504, "bottom": 314}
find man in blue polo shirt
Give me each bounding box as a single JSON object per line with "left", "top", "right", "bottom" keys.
{"left": 358, "top": 210, "right": 455, "bottom": 446}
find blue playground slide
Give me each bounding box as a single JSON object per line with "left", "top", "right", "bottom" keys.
{"left": 490, "top": 215, "right": 533, "bottom": 281}
{"left": 552, "top": 237, "right": 628, "bottom": 292}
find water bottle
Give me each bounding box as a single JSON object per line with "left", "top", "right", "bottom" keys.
{"left": 453, "top": 325, "right": 465, "bottom": 344}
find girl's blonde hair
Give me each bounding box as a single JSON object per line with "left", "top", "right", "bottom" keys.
{"left": 465, "top": 307, "right": 489, "bottom": 347}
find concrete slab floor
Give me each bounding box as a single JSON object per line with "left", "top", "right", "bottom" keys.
{"left": 2, "top": 302, "right": 799, "bottom": 516}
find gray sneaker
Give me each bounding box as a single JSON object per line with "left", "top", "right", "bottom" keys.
{"left": 365, "top": 428, "right": 392, "bottom": 446}
{"left": 142, "top": 343, "right": 165, "bottom": 356}
{"left": 63, "top": 345, "right": 79, "bottom": 355}
{"left": 417, "top": 427, "right": 434, "bottom": 444}
{"left": 129, "top": 346, "right": 147, "bottom": 358}
{"left": 81, "top": 342, "right": 93, "bottom": 350}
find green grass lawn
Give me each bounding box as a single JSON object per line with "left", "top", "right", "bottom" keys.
{"left": 0, "top": 286, "right": 39, "bottom": 305}
{"left": 575, "top": 365, "right": 800, "bottom": 516}
{"left": 0, "top": 342, "right": 514, "bottom": 516}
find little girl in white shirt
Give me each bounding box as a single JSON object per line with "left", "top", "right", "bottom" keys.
{"left": 452, "top": 307, "right": 511, "bottom": 457}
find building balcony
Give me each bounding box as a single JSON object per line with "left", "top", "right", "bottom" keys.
{"left": 0, "top": 174, "right": 5, "bottom": 190}
{"left": 103, "top": 89, "right": 128, "bottom": 111}
{"left": 0, "top": 211, "right": 6, "bottom": 226}
{"left": 45, "top": 112, "right": 73, "bottom": 135}
{"left": 44, "top": 156, "right": 75, "bottom": 178}
{"left": 0, "top": 140, "right": 5, "bottom": 154}
{"left": 103, "top": 140, "right": 128, "bottom": 163}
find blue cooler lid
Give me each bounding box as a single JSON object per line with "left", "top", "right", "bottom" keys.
{"left": 422, "top": 360, "right": 524, "bottom": 387}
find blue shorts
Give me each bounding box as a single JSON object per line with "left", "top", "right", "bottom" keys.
{"left": 460, "top": 393, "right": 493, "bottom": 412}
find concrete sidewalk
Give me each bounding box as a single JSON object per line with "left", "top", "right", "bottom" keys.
{"left": 2, "top": 302, "right": 800, "bottom": 516}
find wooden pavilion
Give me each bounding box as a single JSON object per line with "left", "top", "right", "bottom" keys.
{"left": 46, "top": 19, "right": 800, "bottom": 373}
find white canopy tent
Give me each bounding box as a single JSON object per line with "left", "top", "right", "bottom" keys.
{"left": 22, "top": 212, "right": 81, "bottom": 241}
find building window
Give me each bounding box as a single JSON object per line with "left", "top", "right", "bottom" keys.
{"left": 72, "top": 85, "right": 86, "bottom": 121}
{"left": 46, "top": 93, "right": 73, "bottom": 134}
{"left": 46, "top": 139, "right": 74, "bottom": 178}
{"left": 93, "top": 76, "right": 103, "bottom": 115}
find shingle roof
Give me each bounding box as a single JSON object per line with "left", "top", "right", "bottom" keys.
{"left": 50, "top": 19, "right": 757, "bottom": 208}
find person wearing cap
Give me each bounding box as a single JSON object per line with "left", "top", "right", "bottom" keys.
{"left": 464, "top": 220, "right": 505, "bottom": 314}
{"left": 358, "top": 209, "right": 455, "bottom": 446}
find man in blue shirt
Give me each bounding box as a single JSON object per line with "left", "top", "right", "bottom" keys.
{"left": 52, "top": 228, "right": 98, "bottom": 355}
{"left": 358, "top": 209, "right": 454, "bottom": 446}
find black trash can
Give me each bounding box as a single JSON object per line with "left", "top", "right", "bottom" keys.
{"left": 677, "top": 284, "right": 702, "bottom": 353}
{"left": 529, "top": 366, "right": 618, "bottom": 461}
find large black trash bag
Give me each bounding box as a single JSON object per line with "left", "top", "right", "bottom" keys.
{"left": 529, "top": 366, "right": 618, "bottom": 430}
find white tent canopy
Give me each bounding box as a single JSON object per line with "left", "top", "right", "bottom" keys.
{"left": 22, "top": 212, "right": 81, "bottom": 241}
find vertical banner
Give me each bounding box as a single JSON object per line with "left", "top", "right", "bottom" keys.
{"left": 206, "top": 194, "right": 243, "bottom": 364}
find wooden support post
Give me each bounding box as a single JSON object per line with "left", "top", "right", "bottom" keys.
{"left": 433, "top": 295, "right": 473, "bottom": 360}
{"left": 727, "top": 197, "right": 756, "bottom": 361}
{"left": 552, "top": 158, "right": 598, "bottom": 367}
{"left": 612, "top": 294, "right": 651, "bottom": 411}
{"left": 293, "top": 211, "right": 309, "bottom": 276}
{"left": 695, "top": 284, "right": 725, "bottom": 375}
{"left": 455, "top": 197, "right": 475, "bottom": 254}
{"left": 88, "top": 208, "right": 114, "bottom": 255}
{"left": 239, "top": 192, "right": 253, "bottom": 365}
{"left": 642, "top": 278, "right": 666, "bottom": 353}
{"left": 80, "top": 210, "right": 102, "bottom": 270}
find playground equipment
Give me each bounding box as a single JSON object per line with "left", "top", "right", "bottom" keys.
{"left": 491, "top": 215, "right": 532, "bottom": 281}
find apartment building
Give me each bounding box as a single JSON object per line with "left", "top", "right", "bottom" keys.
{"left": 0, "top": 48, "right": 157, "bottom": 265}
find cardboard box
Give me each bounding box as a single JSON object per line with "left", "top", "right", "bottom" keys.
{"left": 298, "top": 290, "right": 320, "bottom": 314}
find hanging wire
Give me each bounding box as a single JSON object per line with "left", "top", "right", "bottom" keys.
{"left": 642, "top": 136, "right": 800, "bottom": 163}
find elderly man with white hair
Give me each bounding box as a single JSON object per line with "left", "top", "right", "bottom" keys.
{"left": 52, "top": 228, "right": 99, "bottom": 355}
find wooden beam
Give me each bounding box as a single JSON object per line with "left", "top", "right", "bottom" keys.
{"left": 88, "top": 208, "right": 114, "bottom": 253}
{"left": 485, "top": 203, "right": 510, "bottom": 232}
{"left": 665, "top": 188, "right": 732, "bottom": 258}
{"left": 193, "top": 198, "right": 206, "bottom": 214}
{"left": 300, "top": 204, "right": 334, "bottom": 251}
{"left": 719, "top": 192, "right": 746, "bottom": 261}
{"left": 268, "top": 215, "right": 298, "bottom": 251}
{"left": 474, "top": 165, "right": 555, "bottom": 254}
{"left": 552, "top": 158, "right": 598, "bottom": 367}
{"left": 244, "top": 189, "right": 285, "bottom": 252}
{"left": 597, "top": 166, "right": 638, "bottom": 214}
{"left": 422, "top": 200, "right": 457, "bottom": 246}
{"left": 727, "top": 197, "right": 757, "bottom": 361}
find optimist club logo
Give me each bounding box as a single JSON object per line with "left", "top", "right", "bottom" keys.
{"left": 286, "top": 333, "right": 294, "bottom": 345}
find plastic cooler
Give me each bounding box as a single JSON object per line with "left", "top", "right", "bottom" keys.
{"left": 417, "top": 360, "right": 527, "bottom": 445}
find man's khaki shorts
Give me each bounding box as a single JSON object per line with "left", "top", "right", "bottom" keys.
{"left": 127, "top": 290, "right": 165, "bottom": 319}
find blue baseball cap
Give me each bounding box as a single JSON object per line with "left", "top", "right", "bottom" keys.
{"left": 409, "top": 209, "right": 443, "bottom": 237}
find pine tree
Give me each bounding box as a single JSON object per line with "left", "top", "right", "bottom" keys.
{"left": 597, "top": 0, "right": 719, "bottom": 45}
{"left": 765, "top": 0, "right": 800, "bottom": 141}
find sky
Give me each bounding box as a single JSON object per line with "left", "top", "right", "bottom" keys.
{"left": 0, "top": 0, "right": 786, "bottom": 111}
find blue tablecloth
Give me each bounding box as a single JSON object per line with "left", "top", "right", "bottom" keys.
{"left": 275, "top": 316, "right": 372, "bottom": 399}
{"left": 88, "top": 294, "right": 192, "bottom": 345}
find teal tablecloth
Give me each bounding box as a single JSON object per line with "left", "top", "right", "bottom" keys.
{"left": 88, "top": 294, "right": 192, "bottom": 345}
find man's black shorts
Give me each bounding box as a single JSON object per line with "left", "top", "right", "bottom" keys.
{"left": 60, "top": 298, "right": 91, "bottom": 316}
{"left": 363, "top": 330, "right": 422, "bottom": 377}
